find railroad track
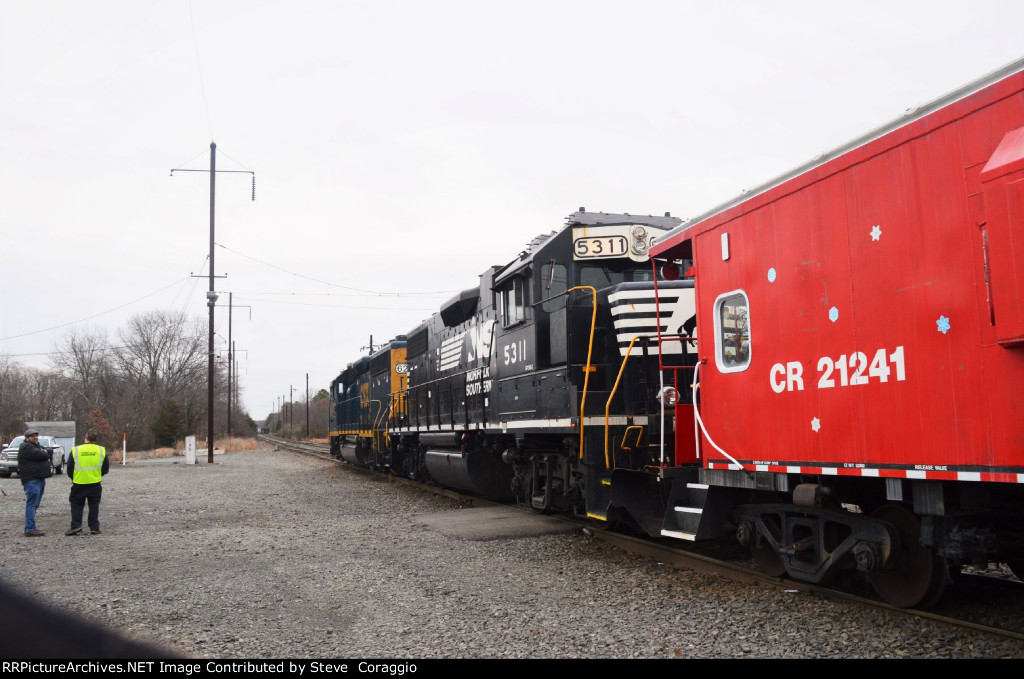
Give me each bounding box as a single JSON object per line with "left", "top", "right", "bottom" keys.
{"left": 261, "top": 434, "right": 1024, "bottom": 644}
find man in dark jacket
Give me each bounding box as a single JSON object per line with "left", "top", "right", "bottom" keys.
{"left": 65, "top": 429, "right": 109, "bottom": 536}
{"left": 18, "top": 428, "right": 52, "bottom": 537}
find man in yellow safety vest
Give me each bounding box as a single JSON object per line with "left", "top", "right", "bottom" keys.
{"left": 65, "top": 429, "right": 109, "bottom": 536}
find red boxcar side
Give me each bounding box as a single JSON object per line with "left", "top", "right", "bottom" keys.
{"left": 654, "top": 66, "right": 1024, "bottom": 483}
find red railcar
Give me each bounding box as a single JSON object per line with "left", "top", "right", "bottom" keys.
{"left": 643, "top": 59, "right": 1024, "bottom": 607}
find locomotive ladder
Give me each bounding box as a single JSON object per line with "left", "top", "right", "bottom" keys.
{"left": 650, "top": 262, "right": 747, "bottom": 542}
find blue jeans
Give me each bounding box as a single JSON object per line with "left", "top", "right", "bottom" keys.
{"left": 23, "top": 479, "right": 45, "bottom": 532}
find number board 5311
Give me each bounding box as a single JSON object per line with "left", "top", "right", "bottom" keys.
{"left": 574, "top": 236, "right": 628, "bottom": 259}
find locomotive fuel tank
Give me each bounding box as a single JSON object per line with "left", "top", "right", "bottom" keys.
{"left": 424, "top": 446, "right": 515, "bottom": 500}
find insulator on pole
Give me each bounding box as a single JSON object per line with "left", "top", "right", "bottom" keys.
{"left": 251, "top": 174, "right": 256, "bottom": 201}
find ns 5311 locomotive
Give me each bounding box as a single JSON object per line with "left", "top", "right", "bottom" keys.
{"left": 332, "top": 58, "right": 1024, "bottom": 608}
{"left": 331, "top": 208, "right": 696, "bottom": 513}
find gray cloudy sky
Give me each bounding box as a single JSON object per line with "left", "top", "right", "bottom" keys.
{"left": 1, "top": 0, "right": 1022, "bottom": 421}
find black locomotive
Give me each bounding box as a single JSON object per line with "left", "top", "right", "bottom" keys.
{"left": 330, "top": 209, "right": 696, "bottom": 522}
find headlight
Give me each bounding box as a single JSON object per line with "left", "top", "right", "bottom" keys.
{"left": 631, "top": 240, "right": 648, "bottom": 255}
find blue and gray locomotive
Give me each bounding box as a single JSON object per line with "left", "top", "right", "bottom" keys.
{"left": 329, "top": 209, "right": 696, "bottom": 523}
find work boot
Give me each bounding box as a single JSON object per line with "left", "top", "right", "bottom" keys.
{"left": 24, "top": 529, "right": 45, "bottom": 537}
{"left": 90, "top": 528, "right": 101, "bottom": 535}
{"left": 65, "top": 527, "right": 82, "bottom": 536}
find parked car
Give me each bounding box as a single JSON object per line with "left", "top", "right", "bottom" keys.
{"left": 0, "top": 435, "right": 65, "bottom": 477}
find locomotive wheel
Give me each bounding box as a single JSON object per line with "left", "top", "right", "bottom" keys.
{"left": 868, "top": 504, "right": 946, "bottom": 608}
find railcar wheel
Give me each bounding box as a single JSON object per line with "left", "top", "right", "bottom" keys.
{"left": 868, "top": 504, "right": 946, "bottom": 608}
{"left": 749, "top": 515, "right": 786, "bottom": 577}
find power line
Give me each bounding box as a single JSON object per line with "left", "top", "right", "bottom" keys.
{"left": 0, "top": 276, "right": 191, "bottom": 341}
{"left": 232, "top": 296, "right": 435, "bottom": 311}
{"left": 215, "top": 242, "right": 460, "bottom": 296}
{"left": 228, "top": 290, "right": 450, "bottom": 299}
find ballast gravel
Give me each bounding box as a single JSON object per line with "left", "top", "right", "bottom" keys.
{"left": 0, "top": 446, "right": 1021, "bottom": 659}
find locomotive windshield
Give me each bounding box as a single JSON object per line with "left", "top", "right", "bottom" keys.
{"left": 579, "top": 262, "right": 657, "bottom": 290}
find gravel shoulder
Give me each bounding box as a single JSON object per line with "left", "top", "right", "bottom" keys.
{"left": 0, "top": 446, "right": 1020, "bottom": 659}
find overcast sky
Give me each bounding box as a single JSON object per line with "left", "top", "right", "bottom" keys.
{"left": 1, "top": 1, "right": 1022, "bottom": 423}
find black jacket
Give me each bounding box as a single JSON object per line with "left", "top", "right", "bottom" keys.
{"left": 17, "top": 440, "right": 52, "bottom": 483}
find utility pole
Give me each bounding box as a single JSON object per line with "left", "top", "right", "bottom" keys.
{"left": 233, "top": 340, "right": 238, "bottom": 432}
{"left": 306, "top": 373, "right": 310, "bottom": 438}
{"left": 289, "top": 385, "right": 294, "bottom": 431}
{"left": 222, "top": 296, "right": 251, "bottom": 436}
{"left": 227, "top": 292, "right": 232, "bottom": 438}
{"left": 205, "top": 143, "right": 216, "bottom": 462}
{"left": 171, "top": 143, "right": 254, "bottom": 463}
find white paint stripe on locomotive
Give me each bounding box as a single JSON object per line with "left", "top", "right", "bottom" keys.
{"left": 1019, "top": 474, "right": 1024, "bottom": 484}
{"left": 957, "top": 471, "right": 981, "bottom": 481}
{"left": 501, "top": 416, "right": 650, "bottom": 429}
{"left": 613, "top": 317, "right": 666, "bottom": 328}
{"left": 861, "top": 468, "right": 879, "bottom": 477}
{"left": 391, "top": 416, "right": 651, "bottom": 433}
{"left": 755, "top": 464, "right": 768, "bottom": 472}
{"left": 905, "top": 470, "right": 927, "bottom": 479}
{"left": 608, "top": 290, "right": 682, "bottom": 304}
{"left": 608, "top": 290, "right": 658, "bottom": 303}
{"left": 613, "top": 339, "right": 684, "bottom": 355}
{"left": 610, "top": 303, "right": 662, "bottom": 315}
{"left": 438, "top": 333, "right": 465, "bottom": 372}
{"left": 787, "top": 466, "right": 801, "bottom": 474}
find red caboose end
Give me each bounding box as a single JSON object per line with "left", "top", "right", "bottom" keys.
{"left": 648, "top": 58, "right": 1024, "bottom": 607}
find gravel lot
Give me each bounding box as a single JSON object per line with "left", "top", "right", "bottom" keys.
{"left": 1, "top": 444, "right": 1021, "bottom": 659}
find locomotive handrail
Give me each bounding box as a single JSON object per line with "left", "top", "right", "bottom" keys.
{"left": 373, "top": 398, "right": 391, "bottom": 452}
{"left": 621, "top": 426, "right": 644, "bottom": 450}
{"left": 382, "top": 397, "right": 396, "bottom": 450}
{"left": 365, "top": 398, "right": 382, "bottom": 445}
{"left": 605, "top": 335, "right": 642, "bottom": 469}
{"left": 567, "top": 285, "right": 597, "bottom": 460}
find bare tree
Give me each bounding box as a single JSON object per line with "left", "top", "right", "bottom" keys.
{"left": 108, "top": 311, "right": 206, "bottom": 448}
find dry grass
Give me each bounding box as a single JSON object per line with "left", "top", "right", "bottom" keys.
{"left": 219, "top": 437, "right": 260, "bottom": 452}
{"left": 108, "top": 448, "right": 145, "bottom": 464}
{"left": 109, "top": 436, "right": 263, "bottom": 463}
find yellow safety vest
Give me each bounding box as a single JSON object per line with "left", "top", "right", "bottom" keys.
{"left": 71, "top": 443, "right": 106, "bottom": 485}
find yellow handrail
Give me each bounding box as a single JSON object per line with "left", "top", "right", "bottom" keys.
{"left": 567, "top": 285, "right": 597, "bottom": 460}
{"left": 381, "top": 395, "right": 396, "bottom": 450}
{"left": 605, "top": 335, "right": 640, "bottom": 468}
{"left": 373, "top": 398, "right": 391, "bottom": 453}
{"left": 621, "top": 425, "right": 644, "bottom": 450}
{"left": 366, "top": 399, "right": 382, "bottom": 452}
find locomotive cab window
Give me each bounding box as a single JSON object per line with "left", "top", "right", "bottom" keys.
{"left": 713, "top": 290, "right": 751, "bottom": 373}
{"left": 499, "top": 277, "right": 526, "bottom": 327}
{"left": 540, "top": 262, "right": 567, "bottom": 312}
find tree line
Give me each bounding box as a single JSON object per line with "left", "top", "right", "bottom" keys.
{"left": 265, "top": 388, "right": 330, "bottom": 440}
{"left": 0, "top": 310, "right": 255, "bottom": 450}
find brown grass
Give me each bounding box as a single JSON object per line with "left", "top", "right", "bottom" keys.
{"left": 108, "top": 448, "right": 145, "bottom": 463}
{"left": 109, "top": 436, "right": 263, "bottom": 463}
{"left": 219, "top": 437, "right": 260, "bottom": 452}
